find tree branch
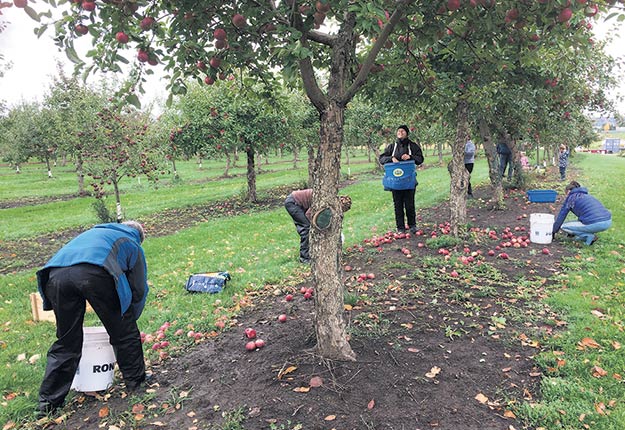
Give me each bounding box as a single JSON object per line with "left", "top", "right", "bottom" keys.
{"left": 341, "top": 0, "right": 409, "bottom": 104}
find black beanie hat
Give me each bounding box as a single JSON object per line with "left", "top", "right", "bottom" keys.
{"left": 398, "top": 125, "right": 410, "bottom": 135}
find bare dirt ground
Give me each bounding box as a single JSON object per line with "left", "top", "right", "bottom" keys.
{"left": 24, "top": 183, "right": 579, "bottom": 430}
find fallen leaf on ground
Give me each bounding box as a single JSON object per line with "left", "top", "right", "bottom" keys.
{"left": 132, "top": 404, "right": 145, "bottom": 414}
{"left": 595, "top": 402, "right": 606, "bottom": 415}
{"left": 503, "top": 410, "right": 516, "bottom": 419}
{"left": 611, "top": 341, "right": 621, "bottom": 350}
{"left": 577, "top": 337, "right": 601, "bottom": 349}
{"left": 324, "top": 415, "right": 336, "bottom": 421}
{"left": 277, "top": 366, "right": 297, "bottom": 380}
{"left": 425, "top": 366, "right": 441, "bottom": 378}
{"left": 475, "top": 393, "right": 488, "bottom": 404}
{"left": 98, "top": 406, "right": 109, "bottom": 418}
{"left": 592, "top": 366, "right": 607, "bottom": 378}
{"left": 293, "top": 386, "right": 310, "bottom": 393}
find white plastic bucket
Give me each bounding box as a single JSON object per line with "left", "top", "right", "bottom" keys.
{"left": 71, "top": 326, "right": 116, "bottom": 392}
{"left": 530, "top": 213, "right": 554, "bottom": 244}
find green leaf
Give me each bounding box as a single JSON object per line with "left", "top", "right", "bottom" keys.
{"left": 34, "top": 25, "right": 48, "bottom": 38}
{"left": 24, "top": 6, "right": 40, "bottom": 22}
{"left": 116, "top": 54, "right": 129, "bottom": 64}
{"left": 65, "top": 45, "right": 83, "bottom": 64}
{"left": 125, "top": 94, "right": 142, "bottom": 109}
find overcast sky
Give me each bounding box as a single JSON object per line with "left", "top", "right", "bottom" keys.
{"left": 0, "top": 6, "right": 623, "bottom": 112}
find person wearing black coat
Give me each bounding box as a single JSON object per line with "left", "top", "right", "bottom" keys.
{"left": 379, "top": 125, "right": 424, "bottom": 233}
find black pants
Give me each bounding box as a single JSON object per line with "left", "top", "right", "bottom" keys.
{"left": 39, "top": 264, "right": 145, "bottom": 411}
{"left": 465, "top": 163, "right": 474, "bottom": 195}
{"left": 391, "top": 188, "right": 416, "bottom": 231}
{"left": 284, "top": 195, "right": 310, "bottom": 262}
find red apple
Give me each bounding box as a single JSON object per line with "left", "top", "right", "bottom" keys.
{"left": 447, "top": 0, "right": 461, "bottom": 11}
{"left": 204, "top": 76, "right": 215, "bottom": 85}
{"left": 315, "top": 1, "right": 330, "bottom": 13}
{"left": 254, "top": 339, "right": 265, "bottom": 348}
{"left": 367, "top": 273, "right": 375, "bottom": 280}
{"left": 140, "top": 16, "right": 155, "bottom": 31}
{"left": 75, "top": 24, "right": 89, "bottom": 35}
{"left": 115, "top": 31, "right": 129, "bottom": 44}
{"left": 245, "top": 328, "right": 256, "bottom": 339}
{"left": 558, "top": 8, "right": 572, "bottom": 22}
{"left": 303, "top": 292, "right": 312, "bottom": 300}
{"left": 542, "top": 248, "right": 550, "bottom": 255}
{"left": 209, "top": 57, "right": 221, "bottom": 68}
{"left": 137, "top": 49, "right": 149, "bottom": 63}
{"left": 285, "top": 294, "right": 294, "bottom": 302}
{"left": 300, "top": 286, "right": 307, "bottom": 294}
{"left": 278, "top": 314, "right": 287, "bottom": 323}
{"left": 82, "top": 1, "right": 96, "bottom": 11}
{"left": 344, "top": 265, "right": 353, "bottom": 272}
{"left": 215, "top": 39, "right": 228, "bottom": 49}
{"left": 245, "top": 341, "right": 257, "bottom": 351}
{"left": 13, "top": 0, "right": 28, "bottom": 8}
{"left": 214, "top": 28, "right": 227, "bottom": 40}
{"left": 232, "top": 13, "right": 246, "bottom": 28}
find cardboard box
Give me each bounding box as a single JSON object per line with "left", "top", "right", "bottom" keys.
{"left": 30, "top": 293, "right": 93, "bottom": 323}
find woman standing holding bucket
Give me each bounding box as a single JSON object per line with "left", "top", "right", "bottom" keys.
{"left": 36, "top": 221, "right": 150, "bottom": 416}
{"left": 552, "top": 181, "right": 612, "bottom": 245}
{"left": 379, "top": 125, "right": 424, "bottom": 234}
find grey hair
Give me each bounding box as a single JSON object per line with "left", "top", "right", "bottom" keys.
{"left": 122, "top": 220, "right": 145, "bottom": 243}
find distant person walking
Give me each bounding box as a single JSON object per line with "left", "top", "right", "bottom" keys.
{"left": 37, "top": 221, "right": 150, "bottom": 416}
{"left": 464, "top": 137, "right": 476, "bottom": 198}
{"left": 379, "top": 125, "right": 424, "bottom": 233}
{"left": 496, "top": 136, "right": 512, "bottom": 180}
{"left": 558, "top": 144, "right": 570, "bottom": 181}
{"left": 552, "top": 181, "right": 611, "bottom": 245}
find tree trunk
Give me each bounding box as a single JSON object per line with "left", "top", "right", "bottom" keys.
{"left": 246, "top": 147, "right": 257, "bottom": 203}
{"left": 292, "top": 146, "right": 299, "bottom": 169}
{"left": 76, "top": 153, "right": 86, "bottom": 195}
{"left": 437, "top": 140, "right": 443, "bottom": 164}
{"left": 508, "top": 137, "right": 523, "bottom": 185}
{"left": 477, "top": 118, "right": 504, "bottom": 208}
{"left": 113, "top": 179, "right": 123, "bottom": 222}
{"left": 171, "top": 158, "right": 178, "bottom": 178}
{"left": 448, "top": 101, "right": 470, "bottom": 237}
{"left": 310, "top": 101, "right": 355, "bottom": 361}
{"left": 224, "top": 152, "right": 231, "bottom": 177}
{"left": 307, "top": 144, "right": 315, "bottom": 187}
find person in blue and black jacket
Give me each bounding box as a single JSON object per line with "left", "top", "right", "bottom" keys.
{"left": 36, "top": 221, "right": 150, "bottom": 416}
{"left": 552, "top": 181, "right": 612, "bottom": 245}
{"left": 379, "top": 125, "right": 424, "bottom": 234}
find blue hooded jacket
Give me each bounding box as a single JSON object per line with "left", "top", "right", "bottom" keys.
{"left": 552, "top": 187, "right": 611, "bottom": 234}
{"left": 37, "top": 223, "right": 149, "bottom": 320}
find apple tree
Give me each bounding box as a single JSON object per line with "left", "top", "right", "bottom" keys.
{"left": 42, "top": 68, "right": 108, "bottom": 194}
{"left": 82, "top": 105, "right": 164, "bottom": 221}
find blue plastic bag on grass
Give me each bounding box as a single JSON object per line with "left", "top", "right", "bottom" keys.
{"left": 185, "top": 272, "right": 231, "bottom": 294}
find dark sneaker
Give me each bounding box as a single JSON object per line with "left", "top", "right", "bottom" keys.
{"left": 126, "top": 373, "right": 155, "bottom": 392}
{"left": 397, "top": 228, "right": 406, "bottom": 234}
{"left": 36, "top": 402, "right": 60, "bottom": 419}
{"left": 299, "top": 258, "right": 311, "bottom": 264}
{"left": 409, "top": 226, "right": 417, "bottom": 234}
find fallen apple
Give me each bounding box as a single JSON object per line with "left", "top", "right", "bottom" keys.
{"left": 245, "top": 328, "right": 257, "bottom": 339}
{"left": 278, "top": 314, "right": 287, "bottom": 323}
{"left": 245, "top": 341, "right": 257, "bottom": 351}
{"left": 254, "top": 339, "right": 265, "bottom": 348}
{"left": 285, "top": 294, "right": 294, "bottom": 302}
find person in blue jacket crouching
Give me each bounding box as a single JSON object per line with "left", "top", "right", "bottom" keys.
{"left": 36, "top": 221, "right": 150, "bottom": 416}
{"left": 552, "top": 181, "right": 612, "bottom": 245}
